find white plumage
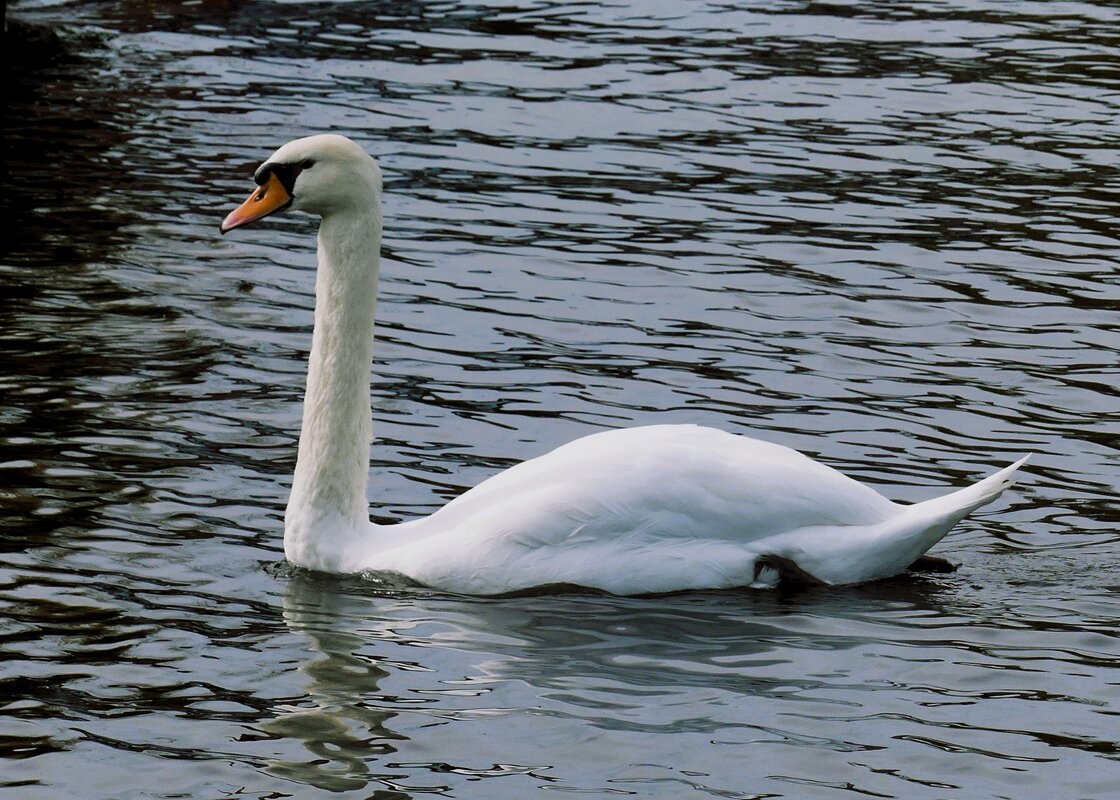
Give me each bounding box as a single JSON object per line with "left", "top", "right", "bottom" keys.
{"left": 221, "top": 134, "right": 1027, "bottom": 596}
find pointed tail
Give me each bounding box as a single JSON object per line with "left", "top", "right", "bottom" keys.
{"left": 847, "top": 455, "right": 1031, "bottom": 583}
{"left": 763, "top": 455, "right": 1030, "bottom": 587}
{"left": 909, "top": 454, "right": 1031, "bottom": 527}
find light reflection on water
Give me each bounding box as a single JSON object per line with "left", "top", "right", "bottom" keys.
{"left": 1, "top": 1, "right": 1117, "bottom": 798}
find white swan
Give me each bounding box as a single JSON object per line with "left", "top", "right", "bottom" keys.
{"left": 221, "top": 134, "right": 1028, "bottom": 595}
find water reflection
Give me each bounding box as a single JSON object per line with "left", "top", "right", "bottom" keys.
{"left": 272, "top": 571, "right": 973, "bottom": 795}
{"left": 272, "top": 565, "right": 1119, "bottom": 796}
{"left": 266, "top": 574, "right": 399, "bottom": 792}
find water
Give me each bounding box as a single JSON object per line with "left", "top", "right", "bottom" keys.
{"left": 2, "top": 0, "right": 1117, "bottom": 797}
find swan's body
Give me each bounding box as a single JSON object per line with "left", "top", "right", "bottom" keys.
{"left": 222, "top": 134, "right": 1027, "bottom": 595}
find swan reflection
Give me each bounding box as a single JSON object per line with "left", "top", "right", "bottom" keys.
{"left": 261, "top": 572, "right": 401, "bottom": 792}
{"left": 265, "top": 569, "right": 956, "bottom": 794}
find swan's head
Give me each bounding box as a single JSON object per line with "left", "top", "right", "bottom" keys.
{"left": 220, "top": 134, "right": 381, "bottom": 234}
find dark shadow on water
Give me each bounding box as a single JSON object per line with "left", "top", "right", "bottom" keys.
{"left": 0, "top": 12, "right": 226, "bottom": 556}
{"left": 1, "top": 17, "right": 140, "bottom": 553}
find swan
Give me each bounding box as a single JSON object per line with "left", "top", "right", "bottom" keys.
{"left": 220, "top": 133, "right": 1028, "bottom": 595}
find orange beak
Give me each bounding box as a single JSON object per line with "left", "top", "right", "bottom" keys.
{"left": 220, "top": 172, "right": 292, "bottom": 234}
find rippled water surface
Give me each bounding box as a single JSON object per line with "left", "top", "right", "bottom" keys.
{"left": 3, "top": 1, "right": 1118, "bottom": 797}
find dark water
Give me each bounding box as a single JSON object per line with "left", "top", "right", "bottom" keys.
{"left": 2, "top": 1, "right": 1118, "bottom": 797}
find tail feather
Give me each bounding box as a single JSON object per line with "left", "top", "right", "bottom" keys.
{"left": 773, "top": 456, "right": 1030, "bottom": 587}
{"left": 909, "top": 454, "right": 1031, "bottom": 527}
{"left": 878, "top": 454, "right": 1031, "bottom": 574}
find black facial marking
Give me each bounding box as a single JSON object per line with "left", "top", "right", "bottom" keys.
{"left": 253, "top": 160, "right": 306, "bottom": 195}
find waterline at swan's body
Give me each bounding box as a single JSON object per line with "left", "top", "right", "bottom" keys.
{"left": 221, "top": 133, "right": 1028, "bottom": 596}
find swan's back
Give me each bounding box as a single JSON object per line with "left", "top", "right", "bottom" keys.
{"left": 436, "top": 425, "right": 894, "bottom": 533}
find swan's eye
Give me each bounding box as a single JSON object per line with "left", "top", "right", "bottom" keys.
{"left": 301, "top": 159, "right": 316, "bottom": 170}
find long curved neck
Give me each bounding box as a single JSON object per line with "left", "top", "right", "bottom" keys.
{"left": 285, "top": 207, "right": 382, "bottom": 571}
